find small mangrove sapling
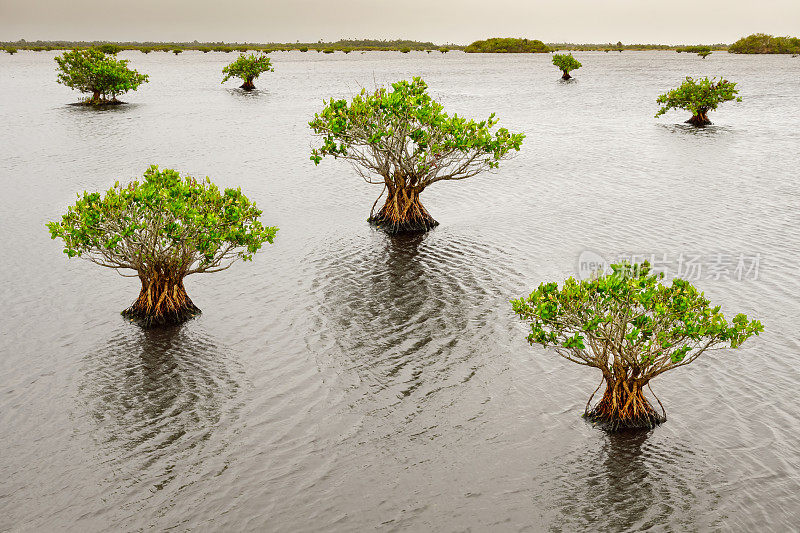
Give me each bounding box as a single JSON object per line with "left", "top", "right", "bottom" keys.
{"left": 512, "top": 262, "right": 763, "bottom": 430}
{"left": 47, "top": 165, "right": 278, "bottom": 327}
{"left": 309, "top": 77, "right": 524, "bottom": 234}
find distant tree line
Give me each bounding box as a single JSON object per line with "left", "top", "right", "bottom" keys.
{"left": 0, "top": 38, "right": 453, "bottom": 54}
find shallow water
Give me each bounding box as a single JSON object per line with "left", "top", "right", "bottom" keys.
{"left": 1, "top": 50, "right": 799, "bottom": 531}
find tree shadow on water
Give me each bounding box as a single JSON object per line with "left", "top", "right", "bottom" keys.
{"left": 307, "top": 230, "right": 519, "bottom": 411}
{"left": 78, "top": 323, "right": 243, "bottom": 494}
{"left": 536, "top": 429, "right": 722, "bottom": 532}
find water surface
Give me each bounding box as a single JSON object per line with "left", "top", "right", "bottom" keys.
{"left": 1, "top": 50, "right": 798, "bottom": 531}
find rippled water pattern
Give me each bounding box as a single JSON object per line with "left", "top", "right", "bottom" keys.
{"left": 1, "top": 50, "right": 799, "bottom": 531}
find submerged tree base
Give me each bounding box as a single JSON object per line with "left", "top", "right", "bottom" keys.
{"left": 686, "top": 113, "right": 712, "bottom": 126}
{"left": 561, "top": 72, "right": 572, "bottom": 80}
{"left": 368, "top": 188, "right": 439, "bottom": 235}
{"left": 368, "top": 213, "right": 439, "bottom": 234}
{"left": 73, "top": 98, "right": 125, "bottom": 106}
{"left": 240, "top": 80, "right": 256, "bottom": 90}
{"left": 584, "top": 380, "right": 667, "bottom": 431}
{"left": 121, "top": 278, "right": 201, "bottom": 327}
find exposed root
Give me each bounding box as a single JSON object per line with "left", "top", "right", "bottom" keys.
{"left": 367, "top": 185, "right": 438, "bottom": 234}
{"left": 584, "top": 379, "right": 666, "bottom": 431}
{"left": 122, "top": 276, "right": 201, "bottom": 328}
{"left": 561, "top": 71, "right": 572, "bottom": 80}
{"left": 240, "top": 79, "right": 256, "bottom": 90}
{"left": 686, "top": 112, "right": 711, "bottom": 126}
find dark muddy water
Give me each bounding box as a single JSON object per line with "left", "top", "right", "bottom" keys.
{"left": 1, "top": 50, "right": 799, "bottom": 531}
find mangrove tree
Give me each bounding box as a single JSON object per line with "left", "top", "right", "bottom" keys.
{"left": 55, "top": 48, "right": 148, "bottom": 104}
{"left": 308, "top": 77, "right": 524, "bottom": 234}
{"left": 552, "top": 53, "right": 582, "bottom": 79}
{"left": 221, "top": 52, "right": 273, "bottom": 90}
{"left": 47, "top": 165, "right": 278, "bottom": 327}
{"left": 512, "top": 262, "right": 763, "bottom": 430}
{"left": 656, "top": 77, "right": 741, "bottom": 126}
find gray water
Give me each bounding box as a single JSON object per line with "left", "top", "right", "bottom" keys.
{"left": 1, "top": 50, "right": 799, "bottom": 532}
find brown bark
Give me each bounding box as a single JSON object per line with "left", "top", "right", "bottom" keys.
{"left": 561, "top": 71, "right": 572, "bottom": 80}
{"left": 686, "top": 110, "right": 711, "bottom": 126}
{"left": 240, "top": 78, "right": 256, "bottom": 90}
{"left": 368, "top": 184, "right": 438, "bottom": 234}
{"left": 585, "top": 379, "right": 666, "bottom": 431}
{"left": 122, "top": 274, "right": 201, "bottom": 327}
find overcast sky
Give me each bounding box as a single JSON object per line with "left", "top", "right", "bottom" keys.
{"left": 1, "top": 0, "right": 798, "bottom": 45}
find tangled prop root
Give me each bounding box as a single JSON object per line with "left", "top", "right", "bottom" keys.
{"left": 122, "top": 276, "right": 201, "bottom": 328}
{"left": 585, "top": 379, "right": 666, "bottom": 431}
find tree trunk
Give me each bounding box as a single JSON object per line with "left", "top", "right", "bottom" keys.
{"left": 122, "top": 274, "right": 201, "bottom": 327}
{"left": 91, "top": 90, "right": 101, "bottom": 103}
{"left": 686, "top": 110, "right": 711, "bottom": 126}
{"left": 585, "top": 379, "right": 665, "bottom": 431}
{"left": 561, "top": 71, "right": 571, "bottom": 80}
{"left": 368, "top": 184, "right": 438, "bottom": 234}
{"left": 240, "top": 78, "right": 256, "bottom": 90}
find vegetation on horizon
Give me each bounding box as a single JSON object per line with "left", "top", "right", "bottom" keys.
{"left": 47, "top": 166, "right": 278, "bottom": 327}
{"left": 552, "top": 53, "right": 582, "bottom": 79}
{"left": 656, "top": 77, "right": 741, "bottom": 126}
{"left": 309, "top": 78, "right": 524, "bottom": 234}
{"left": 221, "top": 52, "right": 273, "bottom": 90}
{"left": 729, "top": 33, "right": 800, "bottom": 54}
{"left": 54, "top": 48, "right": 148, "bottom": 104}
{"left": 464, "top": 38, "right": 550, "bottom": 53}
{"left": 512, "top": 262, "right": 762, "bottom": 430}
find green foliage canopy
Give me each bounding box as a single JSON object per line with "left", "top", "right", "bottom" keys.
{"left": 47, "top": 165, "right": 278, "bottom": 277}
{"left": 511, "top": 262, "right": 763, "bottom": 381}
{"left": 552, "top": 53, "right": 582, "bottom": 74}
{"left": 221, "top": 52, "right": 274, "bottom": 83}
{"left": 655, "top": 77, "right": 741, "bottom": 118}
{"left": 54, "top": 48, "right": 148, "bottom": 101}
{"left": 308, "top": 77, "right": 524, "bottom": 186}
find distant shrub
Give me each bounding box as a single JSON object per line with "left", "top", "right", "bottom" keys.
{"left": 323, "top": 48, "right": 334, "bottom": 54}
{"left": 464, "top": 37, "right": 550, "bottom": 53}
{"left": 439, "top": 47, "right": 449, "bottom": 53}
{"left": 5, "top": 47, "right": 17, "bottom": 55}
{"left": 96, "top": 44, "right": 122, "bottom": 55}
{"left": 299, "top": 46, "right": 308, "bottom": 52}
{"left": 172, "top": 49, "right": 183, "bottom": 55}
{"left": 729, "top": 33, "right": 800, "bottom": 54}
{"left": 400, "top": 47, "right": 411, "bottom": 53}
{"left": 198, "top": 47, "right": 211, "bottom": 53}
{"left": 139, "top": 47, "right": 152, "bottom": 54}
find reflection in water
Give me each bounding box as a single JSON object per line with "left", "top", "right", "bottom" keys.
{"left": 226, "top": 87, "right": 269, "bottom": 100}
{"left": 657, "top": 122, "right": 732, "bottom": 136}
{"left": 307, "top": 230, "right": 522, "bottom": 419}
{"left": 79, "top": 325, "right": 243, "bottom": 495}
{"left": 539, "top": 430, "right": 721, "bottom": 532}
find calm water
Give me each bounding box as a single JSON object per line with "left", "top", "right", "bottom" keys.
{"left": 1, "top": 50, "right": 799, "bottom": 532}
